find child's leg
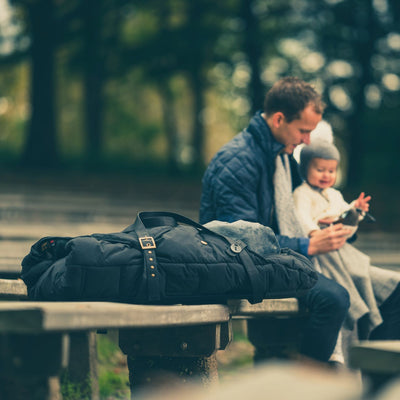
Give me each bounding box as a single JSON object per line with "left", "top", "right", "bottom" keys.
{"left": 329, "top": 329, "right": 345, "bottom": 364}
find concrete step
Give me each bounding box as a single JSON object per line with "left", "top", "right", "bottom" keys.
{"left": 0, "top": 191, "right": 199, "bottom": 223}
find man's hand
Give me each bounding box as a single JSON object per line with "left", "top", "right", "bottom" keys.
{"left": 307, "top": 224, "right": 351, "bottom": 256}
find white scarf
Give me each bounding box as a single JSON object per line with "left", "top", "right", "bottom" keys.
{"left": 273, "top": 153, "right": 305, "bottom": 237}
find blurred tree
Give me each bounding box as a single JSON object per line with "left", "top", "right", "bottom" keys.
{"left": 82, "top": 0, "right": 104, "bottom": 162}
{"left": 58, "top": 0, "right": 125, "bottom": 163}
{"left": 5, "top": 0, "right": 130, "bottom": 165}
{"left": 80, "top": 0, "right": 132, "bottom": 163}
{"left": 296, "top": 0, "right": 400, "bottom": 187}
{"left": 208, "top": 0, "right": 294, "bottom": 132}
{"left": 180, "top": 0, "right": 239, "bottom": 171}
{"left": 10, "top": 0, "right": 59, "bottom": 167}
{"left": 120, "top": 0, "right": 237, "bottom": 173}
{"left": 240, "top": 0, "right": 264, "bottom": 114}
{"left": 1, "top": 0, "right": 397, "bottom": 187}
{"left": 185, "top": 0, "right": 207, "bottom": 172}
{"left": 157, "top": 1, "right": 179, "bottom": 173}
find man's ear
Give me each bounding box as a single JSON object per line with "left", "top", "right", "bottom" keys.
{"left": 271, "top": 112, "right": 285, "bottom": 128}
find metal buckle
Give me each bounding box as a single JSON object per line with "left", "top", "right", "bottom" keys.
{"left": 139, "top": 236, "right": 156, "bottom": 249}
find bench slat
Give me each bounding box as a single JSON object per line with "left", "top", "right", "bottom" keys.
{"left": 350, "top": 340, "right": 400, "bottom": 374}
{"left": 0, "top": 301, "right": 230, "bottom": 333}
{"left": 0, "top": 279, "right": 27, "bottom": 299}
{"left": 228, "top": 298, "right": 300, "bottom": 317}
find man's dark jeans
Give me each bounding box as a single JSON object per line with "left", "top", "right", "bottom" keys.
{"left": 248, "top": 273, "right": 349, "bottom": 363}
{"left": 297, "top": 273, "right": 350, "bottom": 362}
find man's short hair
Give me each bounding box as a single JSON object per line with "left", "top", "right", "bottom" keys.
{"left": 263, "top": 77, "right": 325, "bottom": 122}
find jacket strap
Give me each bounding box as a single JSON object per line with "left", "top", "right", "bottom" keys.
{"left": 227, "top": 239, "right": 264, "bottom": 304}
{"left": 131, "top": 215, "right": 161, "bottom": 302}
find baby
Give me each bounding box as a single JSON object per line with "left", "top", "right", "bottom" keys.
{"left": 293, "top": 139, "right": 371, "bottom": 238}
{"left": 293, "top": 138, "right": 400, "bottom": 366}
{"left": 293, "top": 139, "right": 373, "bottom": 365}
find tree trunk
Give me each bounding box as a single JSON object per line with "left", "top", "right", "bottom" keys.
{"left": 241, "top": 0, "right": 265, "bottom": 114}
{"left": 159, "top": 81, "right": 179, "bottom": 174}
{"left": 187, "top": 2, "right": 206, "bottom": 173}
{"left": 189, "top": 68, "right": 205, "bottom": 173}
{"left": 83, "top": 0, "right": 104, "bottom": 163}
{"left": 22, "top": 0, "right": 58, "bottom": 167}
{"left": 346, "top": 0, "right": 375, "bottom": 187}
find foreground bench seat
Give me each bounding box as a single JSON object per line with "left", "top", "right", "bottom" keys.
{"left": 350, "top": 340, "right": 400, "bottom": 393}
{"left": 0, "top": 278, "right": 306, "bottom": 399}
{"left": 0, "top": 301, "right": 231, "bottom": 400}
{"left": 0, "top": 301, "right": 230, "bottom": 332}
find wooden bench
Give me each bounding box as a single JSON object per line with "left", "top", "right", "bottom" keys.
{"left": 229, "top": 298, "right": 306, "bottom": 360}
{"left": 350, "top": 340, "right": 400, "bottom": 393}
{"left": 0, "top": 300, "right": 231, "bottom": 400}
{"left": 0, "top": 278, "right": 303, "bottom": 399}
{"left": 0, "top": 278, "right": 28, "bottom": 299}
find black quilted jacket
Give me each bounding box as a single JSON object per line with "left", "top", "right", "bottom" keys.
{"left": 21, "top": 213, "right": 318, "bottom": 305}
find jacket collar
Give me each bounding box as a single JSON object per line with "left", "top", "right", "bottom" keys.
{"left": 247, "top": 111, "right": 285, "bottom": 158}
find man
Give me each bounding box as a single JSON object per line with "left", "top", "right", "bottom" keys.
{"left": 200, "top": 77, "right": 350, "bottom": 256}
{"left": 200, "top": 77, "right": 350, "bottom": 363}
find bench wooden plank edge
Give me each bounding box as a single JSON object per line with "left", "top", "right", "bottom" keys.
{"left": 0, "top": 302, "right": 231, "bottom": 333}
{"left": 0, "top": 278, "right": 302, "bottom": 318}
{"left": 0, "top": 279, "right": 27, "bottom": 299}
{"left": 349, "top": 340, "right": 400, "bottom": 374}
{"left": 228, "top": 298, "right": 300, "bottom": 317}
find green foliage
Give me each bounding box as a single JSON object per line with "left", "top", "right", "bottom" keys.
{"left": 60, "top": 372, "right": 91, "bottom": 400}
{"left": 122, "top": 7, "right": 159, "bottom": 46}
{"left": 104, "top": 80, "right": 163, "bottom": 161}
{"left": 97, "top": 334, "right": 130, "bottom": 399}
{"left": 61, "top": 334, "right": 130, "bottom": 400}
{"left": 97, "top": 333, "right": 121, "bottom": 363}
{"left": 1, "top": 0, "right": 399, "bottom": 197}
{"left": 0, "top": 64, "right": 28, "bottom": 156}
{"left": 99, "top": 370, "right": 129, "bottom": 399}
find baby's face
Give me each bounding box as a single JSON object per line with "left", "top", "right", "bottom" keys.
{"left": 307, "top": 158, "right": 338, "bottom": 189}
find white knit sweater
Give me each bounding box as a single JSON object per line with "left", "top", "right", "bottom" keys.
{"left": 293, "top": 182, "right": 354, "bottom": 235}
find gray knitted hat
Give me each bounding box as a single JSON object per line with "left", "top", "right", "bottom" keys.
{"left": 299, "top": 139, "right": 340, "bottom": 180}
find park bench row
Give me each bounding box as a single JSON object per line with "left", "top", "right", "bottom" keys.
{"left": 1, "top": 278, "right": 400, "bottom": 400}
{"left": 0, "top": 278, "right": 304, "bottom": 400}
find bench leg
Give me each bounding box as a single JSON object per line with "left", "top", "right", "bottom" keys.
{"left": 361, "top": 372, "right": 396, "bottom": 394}
{"left": 119, "top": 322, "right": 231, "bottom": 397}
{"left": 65, "top": 331, "right": 99, "bottom": 400}
{"left": 127, "top": 353, "right": 218, "bottom": 391}
{"left": 0, "top": 333, "right": 65, "bottom": 400}
{"left": 0, "top": 376, "right": 62, "bottom": 400}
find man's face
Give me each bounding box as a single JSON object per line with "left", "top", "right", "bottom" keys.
{"left": 272, "top": 104, "right": 322, "bottom": 154}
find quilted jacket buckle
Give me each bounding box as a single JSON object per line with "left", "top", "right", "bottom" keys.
{"left": 139, "top": 236, "right": 156, "bottom": 249}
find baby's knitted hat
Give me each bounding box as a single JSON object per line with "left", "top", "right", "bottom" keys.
{"left": 299, "top": 139, "right": 340, "bottom": 179}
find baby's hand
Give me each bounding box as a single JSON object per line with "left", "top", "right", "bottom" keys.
{"left": 354, "top": 192, "right": 371, "bottom": 212}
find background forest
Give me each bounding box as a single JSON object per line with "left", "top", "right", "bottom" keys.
{"left": 0, "top": 0, "right": 399, "bottom": 229}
